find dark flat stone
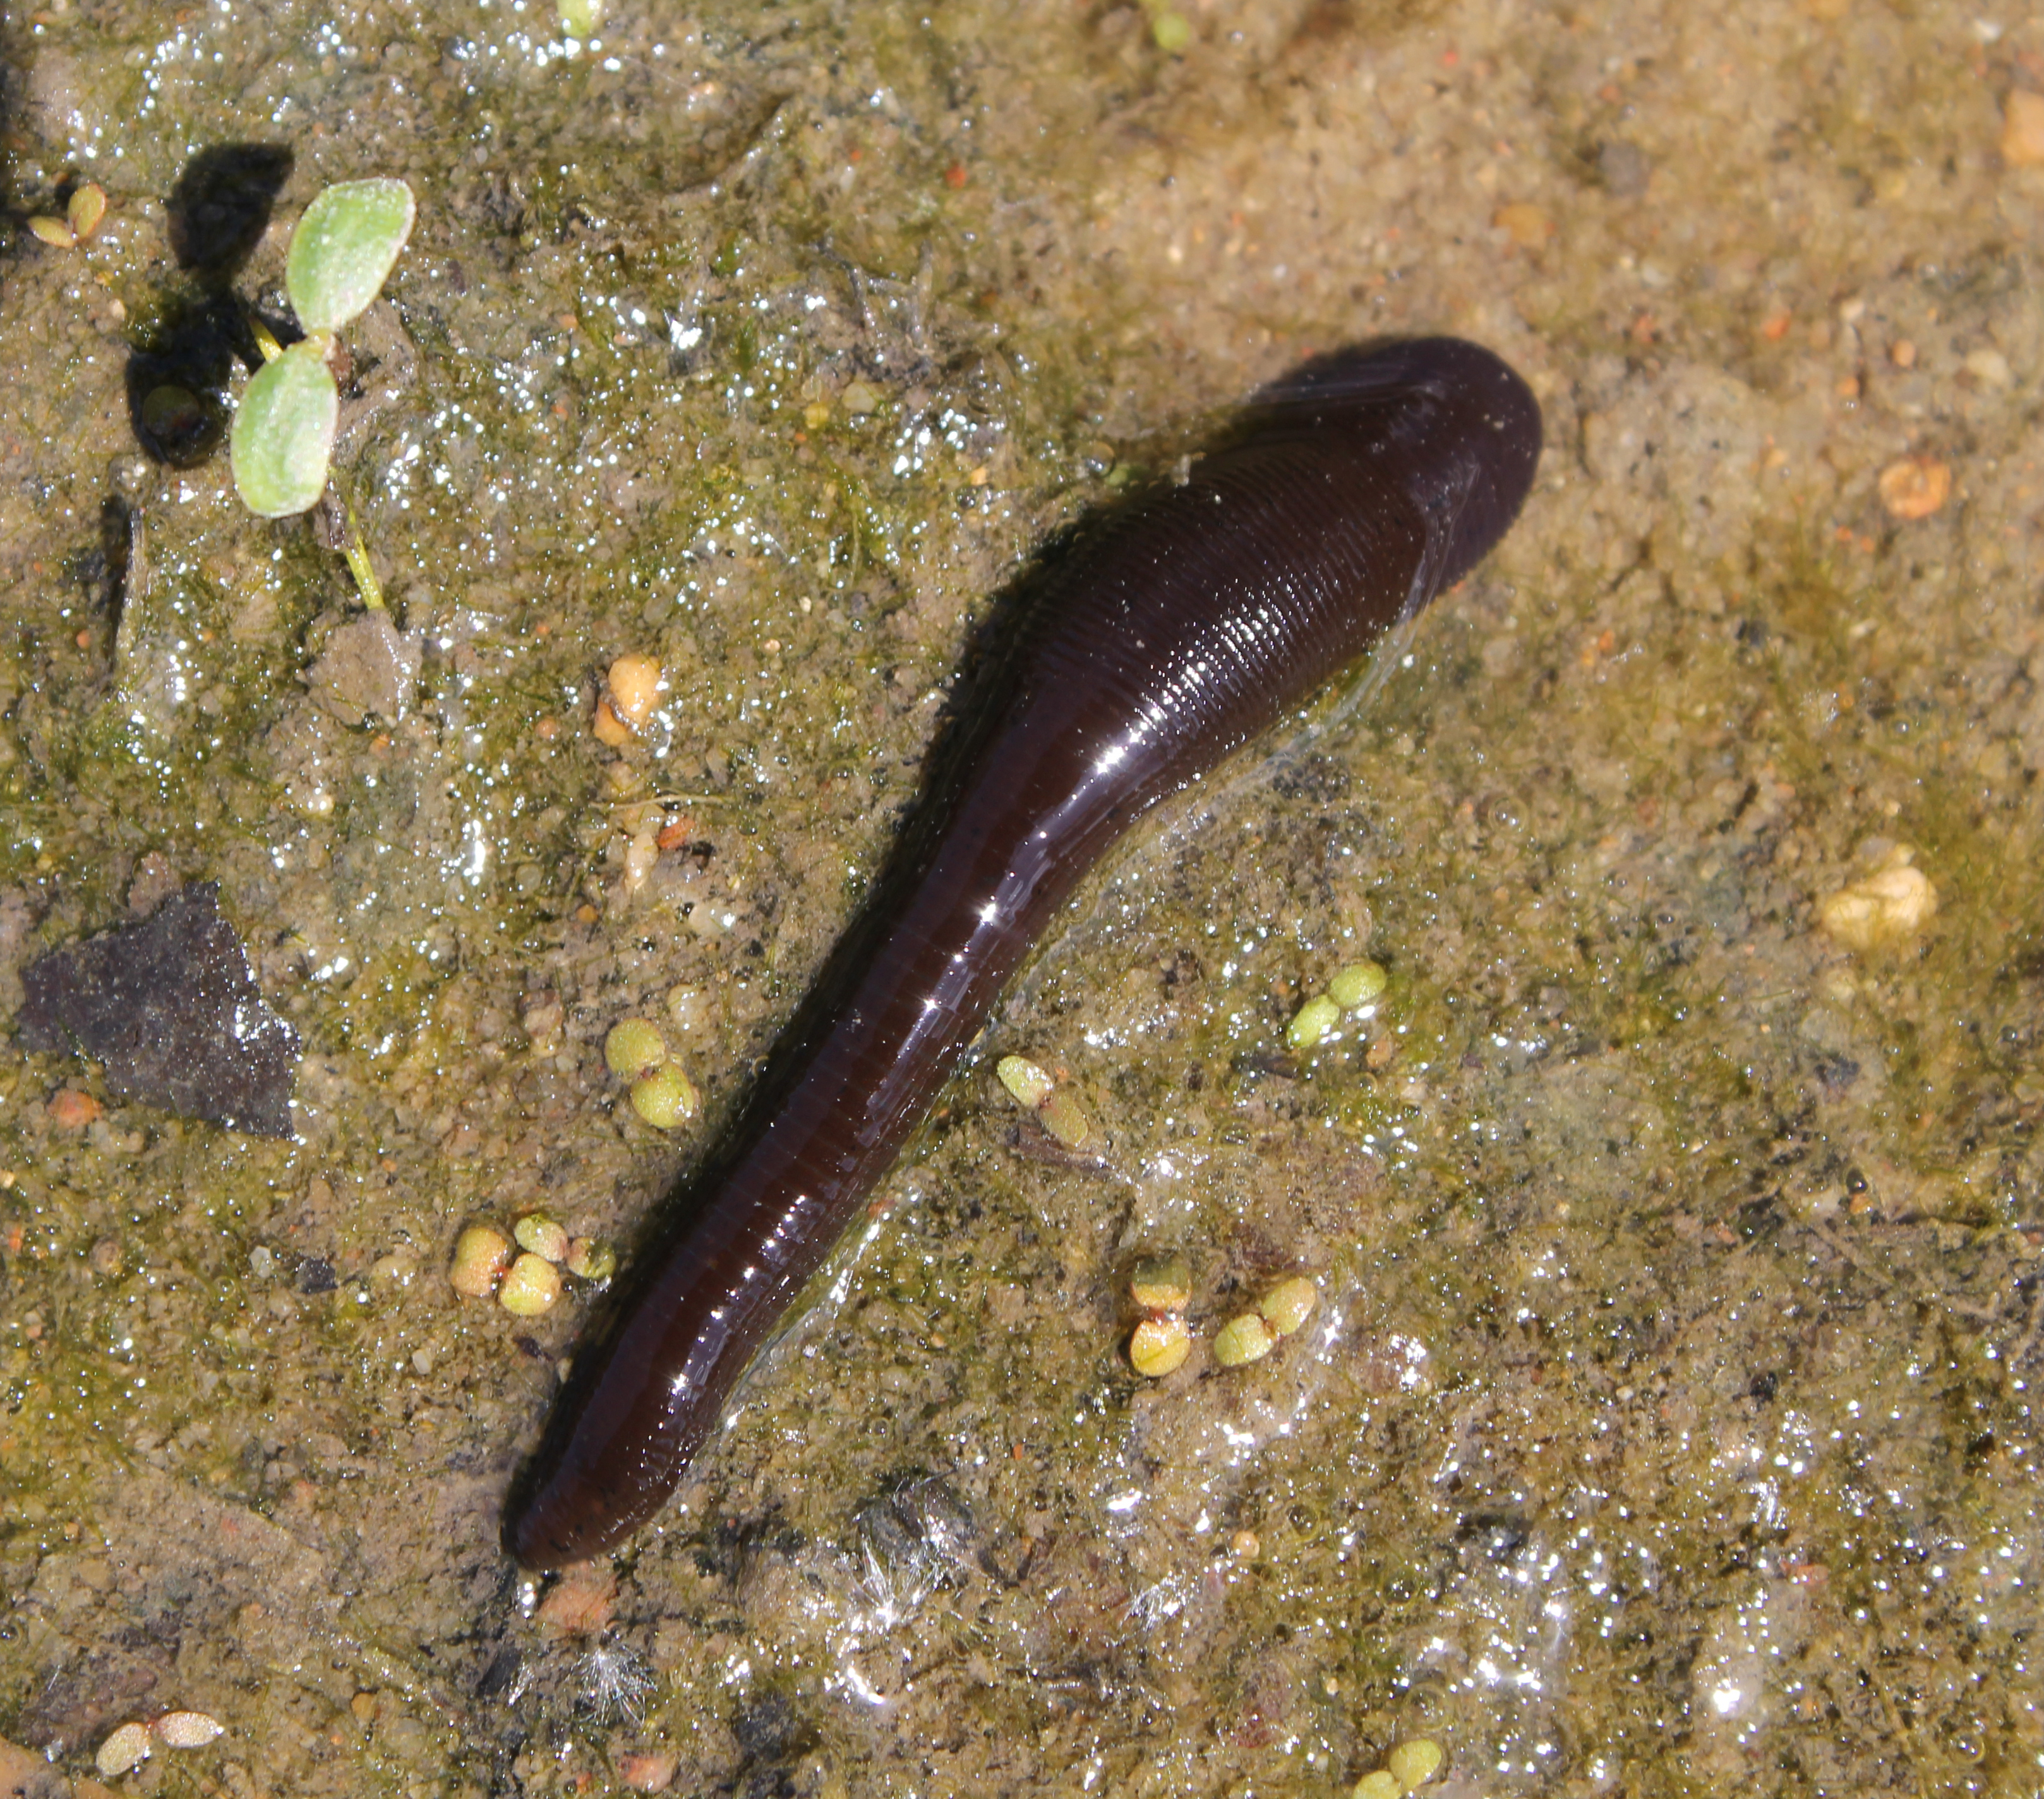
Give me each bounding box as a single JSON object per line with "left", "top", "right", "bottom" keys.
{"left": 18, "top": 882, "right": 298, "bottom": 1138}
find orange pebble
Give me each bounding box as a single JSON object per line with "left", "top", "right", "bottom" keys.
{"left": 1877, "top": 456, "right": 1951, "bottom": 521}
{"left": 47, "top": 1088, "right": 101, "bottom": 1130}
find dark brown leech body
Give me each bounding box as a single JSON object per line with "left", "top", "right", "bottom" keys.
{"left": 506, "top": 337, "right": 1542, "bottom": 1568}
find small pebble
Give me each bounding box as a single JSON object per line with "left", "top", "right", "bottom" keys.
{"left": 1876, "top": 455, "right": 1951, "bottom": 521}
{"left": 1386, "top": 1738, "right": 1446, "bottom": 1790}
{"left": 1817, "top": 857, "right": 1937, "bottom": 951}
{"left": 1327, "top": 960, "right": 1387, "bottom": 1009}
{"left": 1129, "top": 1251, "right": 1191, "bottom": 1313}
{"left": 606, "top": 653, "right": 663, "bottom": 730}
{"left": 47, "top": 1086, "right": 102, "bottom": 1129}
{"left": 2002, "top": 88, "right": 2044, "bottom": 167}
{"left": 1129, "top": 1315, "right": 1191, "bottom": 1378}
{"left": 448, "top": 1224, "right": 512, "bottom": 1298}
{"left": 1286, "top": 993, "right": 1341, "bottom": 1050}
{"left": 1966, "top": 347, "right": 2012, "bottom": 388}
{"left": 152, "top": 1710, "right": 225, "bottom": 1748}
{"left": 630, "top": 1063, "right": 700, "bottom": 1129}
{"left": 1213, "top": 1311, "right": 1275, "bottom": 1367}
{"left": 534, "top": 1561, "right": 618, "bottom": 1636}
{"left": 96, "top": 1722, "right": 152, "bottom": 1778}
{"left": 620, "top": 819, "right": 659, "bottom": 895}
{"left": 515, "top": 1213, "right": 571, "bottom": 1263}
{"left": 604, "top": 1017, "right": 667, "bottom": 1078}
{"left": 566, "top": 1236, "right": 617, "bottom": 1281}
{"left": 498, "top": 1251, "right": 563, "bottom": 1316}
{"left": 619, "top": 1750, "right": 680, "bottom": 1792}
{"left": 1258, "top": 1274, "right": 1318, "bottom": 1337}
{"left": 1493, "top": 201, "right": 1554, "bottom": 248}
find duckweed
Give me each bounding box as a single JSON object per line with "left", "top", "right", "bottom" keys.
{"left": 515, "top": 1212, "right": 572, "bottom": 1263}
{"left": 1327, "top": 959, "right": 1388, "bottom": 1009}
{"left": 630, "top": 1062, "right": 700, "bottom": 1129}
{"left": 152, "top": 1712, "right": 226, "bottom": 1749}
{"left": 67, "top": 183, "right": 107, "bottom": 241}
{"left": 1386, "top": 1739, "right": 1445, "bottom": 1789}
{"left": 1129, "top": 1314, "right": 1191, "bottom": 1377}
{"left": 995, "top": 1054, "right": 1054, "bottom": 1108}
{"left": 604, "top": 1018, "right": 668, "bottom": 1078}
{"left": 995, "top": 1052, "right": 1090, "bottom": 1146}
{"left": 1128, "top": 1251, "right": 1191, "bottom": 1313}
{"left": 1039, "top": 1090, "right": 1090, "bottom": 1148}
{"left": 448, "top": 1224, "right": 512, "bottom": 1298}
{"left": 1286, "top": 992, "right": 1340, "bottom": 1050}
{"left": 499, "top": 1251, "right": 563, "bottom": 1316}
{"left": 1212, "top": 1311, "right": 1275, "bottom": 1367}
{"left": 95, "top": 1723, "right": 152, "bottom": 1778}
{"left": 1257, "top": 1273, "right": 1318, "bottom": 1337}
{"left": 567, "top": 1237, "right": 618, "bottom": 1282}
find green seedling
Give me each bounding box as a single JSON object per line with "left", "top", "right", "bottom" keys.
{"left": 231, "top": 179, "right": 415, "bottom": 539}
{"left": 285, "top": 177, "right": 416, "bottom": 335}
{"left": 229, "top": 343, "right": 337, "bottom": 519}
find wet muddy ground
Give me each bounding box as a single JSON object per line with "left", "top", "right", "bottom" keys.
{"left": 0, "top": 0, "right": 2040, "bottom": 1793}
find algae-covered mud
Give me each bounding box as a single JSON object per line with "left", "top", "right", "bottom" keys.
{"left": 0, "top": 0, "right": 2040, "bottom": 1793}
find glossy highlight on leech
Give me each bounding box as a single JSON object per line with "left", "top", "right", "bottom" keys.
{"left": 504, "top": 337, "right": 1542, "bottom": 1569}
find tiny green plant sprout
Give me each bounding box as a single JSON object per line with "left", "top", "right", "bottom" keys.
{"left": 230, "top": 179, "right": 415, "bottom": 537}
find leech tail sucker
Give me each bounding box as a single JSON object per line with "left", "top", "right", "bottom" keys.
{"left": 504, "top": 336, "right": 1541, "bottom": 1568}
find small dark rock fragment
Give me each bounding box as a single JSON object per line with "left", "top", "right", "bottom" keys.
{"left": 18, "top": 882, "right": 298, "bottom": 1137}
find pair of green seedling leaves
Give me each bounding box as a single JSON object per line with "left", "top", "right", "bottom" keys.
{"left": 229, "top": 178, "right": 416, "bottom": 519}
